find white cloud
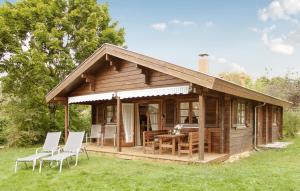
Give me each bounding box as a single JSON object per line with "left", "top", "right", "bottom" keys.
{"left": 151, "top": 23, "right": 167, "bottom": 32}
{"left": 253, "top": 25, "right": 295, "bottom": 55}
{"left": 231, "top": 63, "right": 246, "bottom": 73}
{"left": 204, "top": 21, "right": 214, "bottom": 28}
{"left": 258, "top": 0, "right": 300, "bottom": 22}
{"left": 210, "top": 55, "right": 246, "bottom": 73}
{"left": 169, "top": 19, "right": 195, "bottom": 26}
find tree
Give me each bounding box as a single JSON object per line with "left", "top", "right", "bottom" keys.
{"left": 218, "top": 72, "right": 252, "bottom": 87}
{"left": 0, "top": 0, "right": 125, "bottom": 145}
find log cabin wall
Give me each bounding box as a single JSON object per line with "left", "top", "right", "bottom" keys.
{"left": 223, "top": 96, "right": 231, "bottom": 154}
{"left": 262, "top": 106, "right": 268, "bottom": 144}
{"left": 256, "top": 106, "right": 264, "bottom": 146}
{"left": 229, "top": 100, "right": 254, "bottom": 155}
{"left": 70, "top": 61, "right": 188, "bottom": 96}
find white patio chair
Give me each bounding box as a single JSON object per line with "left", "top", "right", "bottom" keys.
{"left": 101, "top": 125, "right": 117, "bottom": 147}
{"left": 86, "top": 124, "right": 102, "bottom": 146}
{"left": 39, "top": 131, "right": 86, "bottom": 173}
{"left": 15, "top": 132, "right": 61, "bottom": 172}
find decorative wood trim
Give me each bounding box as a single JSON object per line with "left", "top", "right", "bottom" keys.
{"left": 81, "top": 74, "right": 96, "bottom": 91}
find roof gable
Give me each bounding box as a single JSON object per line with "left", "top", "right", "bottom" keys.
{"left": 46, "top": 43, "right": 292, "bottom": 107}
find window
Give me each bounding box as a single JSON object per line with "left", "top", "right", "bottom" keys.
{"left": 179, "top": 101, "right": 199, "bottom": 124}
{"left": 105, "top": 105, "right": 116, "bottom": 123}
{"left": 232, "top": 100, "right": 248, "bottom": 129}
{"left": 237, "top": 102, "right": 246, "bottom": 125}
{"left": 191, "top": 102, "right": 199, "bottom": 123}
{"left": 179, "top": 102, "right": 190, "bottom": 124}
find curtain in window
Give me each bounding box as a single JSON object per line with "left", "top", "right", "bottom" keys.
{"left": 148, "top": 104, "right": 159, "bottom": 130}
{"left": 122, "top": 103, "right": 134, "bottom": 143}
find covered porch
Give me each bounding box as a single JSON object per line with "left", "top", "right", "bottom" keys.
{"left": 63, "top": 84, "right": 228, "bottom": 162}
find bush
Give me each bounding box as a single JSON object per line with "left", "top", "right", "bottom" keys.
{"left": 0, "top": 118, "right": 8, "bottom": 145}
{"left": 283, "top": 110, "right": 300, "bottom": 137}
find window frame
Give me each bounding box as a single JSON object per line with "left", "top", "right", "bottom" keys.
{"left": 105, "top": 104, "right": 117, "bottom": 124}
{"left": 178, "top": 100, "right": 199, "bottom": 124}
{"left": 233, "top": 100, "right": 248, "bottom": 129}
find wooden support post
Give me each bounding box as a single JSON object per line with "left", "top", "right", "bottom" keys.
{"left": 198, "top": 94, "right": 205, "bottom": 160}
{"left": 279, "top": 107, "right": 283, "bottom": 138}
{"left": 116, "top": 96, "right": 122, "bottom": 152}
{"left": 265, "top": 105, "right": 269, "bottom": 143}
{"left": 64, "top": 104, "right": 69, "bottom": 142}
{"left": 220, "top": 97, "right": 225, "bottom": 153}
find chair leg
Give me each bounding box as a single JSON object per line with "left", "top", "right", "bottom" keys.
{"left": 24, "top": 162, "right": 28, "bottom": 168}
{"left": 32, "top": 160, "right": 36, "bottom": 171}
{"left": 75, "top": 154, "right": 79, "bottom": 166}
{"left": 84, "top": 148, "right": 89, "bottom": 159}
{"left": 59, "top": 160, "right": 63, "bottom": 173}
{"left": 14, "top": 161, "right": 18, "bottom": 173}
{"left": 39, "top": 160, "right": 43, "bottom": 173}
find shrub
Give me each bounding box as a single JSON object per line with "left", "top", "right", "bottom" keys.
{"left": 0, "top": 118, "right": 8, "bottom": 145}
{"left": 283, "top": 110, "right": 300, "bottom": 137}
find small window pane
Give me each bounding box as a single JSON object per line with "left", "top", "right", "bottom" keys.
{"left": 180, "top": 102, "right": 189, "bottom": 109}
{"left": 192, "top": 102, "right": 199, "bottom": 110}
{"left": 180, "top": 117, "right": 189, "bottom": 124}
{"left": 192, "top": 110, "right": 199, "bottom": 117}
{"left": 180, "top": 109, "right": 189, "bottom": 116}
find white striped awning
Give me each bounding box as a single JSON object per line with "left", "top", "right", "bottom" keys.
{"left": 118, "top": 85, "right": 190, "bottom": 99}
{"left": 68, "top": 85, "right": 190, "bottom": 104}
{"left": 68, "top": 92, "right": 115, "bottom": 104}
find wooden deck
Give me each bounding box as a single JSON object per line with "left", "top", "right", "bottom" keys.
{"left": 85, "top": 144, "right": 229, "bottom": 164}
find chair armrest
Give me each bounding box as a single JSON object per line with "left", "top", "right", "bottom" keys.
{"left": 35, "top": 147, "right": 42, "bottom": 154}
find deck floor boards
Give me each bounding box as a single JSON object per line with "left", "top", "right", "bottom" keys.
{"left": 85, "top": 144, "right": 228, "bottom": 164}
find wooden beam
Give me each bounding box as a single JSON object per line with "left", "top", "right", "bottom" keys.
{"left": 116, "top": 96, "right": 122, "bottom": 152}
{"left": 220, "top": 96, "right": 225, "bottom": 153}
{"left": 198, "top": 94, "right": 205, "bottom": 160}
{"left": 64, "top": 104, "right": 69, "bottom": 143}
{"left": 53, "top": 97, "right": 67, "bottom": 101}
{"left": 81, "top": 74, "right": 96, "bottom": 91}
{"left": 105, "top": 54, "right": 120, "bottom": 71}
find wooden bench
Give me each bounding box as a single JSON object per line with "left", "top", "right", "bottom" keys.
{"left": 143, "top": 130, "right": 168, "bottom": 154}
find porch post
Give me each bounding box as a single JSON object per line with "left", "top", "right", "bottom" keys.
{"left": 117, "top": 96, "right": 122, "bottom": 152}
{"left": 64, "top": 103, "right": 69, "bottom": 142}
{"left": 198, "top": 94, "right": 205, "bottom": 160}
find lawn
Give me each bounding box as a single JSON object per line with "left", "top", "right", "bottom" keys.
{"left": 0, "top": 137, "right": 300, "bottom": 191}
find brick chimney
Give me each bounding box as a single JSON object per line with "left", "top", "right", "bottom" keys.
{"left": 198, "top": 53, "right": 209, "bottom": 74}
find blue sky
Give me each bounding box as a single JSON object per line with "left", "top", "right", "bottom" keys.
{"left": 104, "top": 0, "right": 300, "bottom": 78}
{"left": 1, "top": 0, "right": 300, "bottom": 78}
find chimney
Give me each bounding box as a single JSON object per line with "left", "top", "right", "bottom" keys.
{"left": 198, "top": 53, "right": 209, "bottom": 74}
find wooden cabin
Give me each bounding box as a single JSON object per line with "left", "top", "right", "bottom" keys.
{"left": 46, "top": 43, "right": 291, "bottom": 161}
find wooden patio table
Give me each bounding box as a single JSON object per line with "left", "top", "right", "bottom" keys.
{"left": 157, "top": 134, "right": 186, "bottom": 155}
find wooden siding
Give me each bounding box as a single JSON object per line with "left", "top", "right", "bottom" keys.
{"left": 256, "top": 107, "right": 264, "bottom": 145}
{"left": 70, "top": 61, "right": 187, "bottom": 96}
{"left": 230, "top": 101, "right": 253, "bottom": 155}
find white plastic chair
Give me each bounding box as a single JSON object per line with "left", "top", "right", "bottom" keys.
{"left": 39, "top": 131, "right": 86, "bottom": 173}
{"left": 15, "top": 132, "right": 61, "bottom": 172}
{"left": 101, "top": 125, "right": 117, "bottom": 147}
{"left": 86, "top": 124, "right": 102, "bottom": 146}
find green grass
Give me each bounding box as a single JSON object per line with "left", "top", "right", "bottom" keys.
{"left": 1, "top": 137, "right": 300, "bottom": 191}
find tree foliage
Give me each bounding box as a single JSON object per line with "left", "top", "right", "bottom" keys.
{"left": 0, "top": 0, "right": 125, "bottom": 146}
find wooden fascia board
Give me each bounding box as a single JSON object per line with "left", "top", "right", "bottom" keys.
{"left": 213, "top": 78, "right": 292, "bottom": 108}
